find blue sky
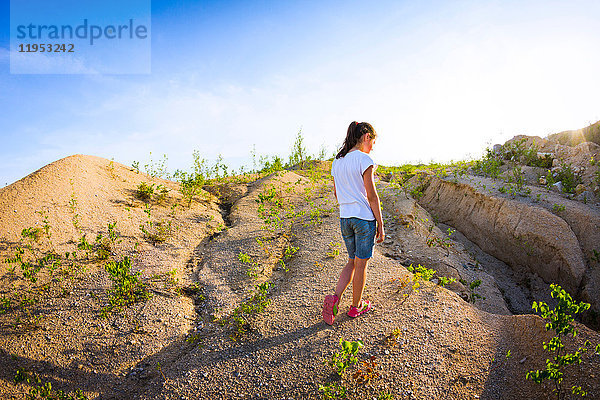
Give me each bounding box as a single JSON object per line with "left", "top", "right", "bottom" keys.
{"left": 2, "top": 0, "right": 600, "bottom": 186}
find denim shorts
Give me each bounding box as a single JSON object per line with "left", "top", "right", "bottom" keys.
{"left": 340, "top": 217, "right": 376, "bottom": 259}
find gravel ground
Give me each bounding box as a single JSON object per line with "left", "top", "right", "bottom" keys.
{"left": 0, "top": 156, "right": 599, "bottom": 400}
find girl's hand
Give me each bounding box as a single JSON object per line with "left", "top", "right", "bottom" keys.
{"left": 376, "top": 223, "right": 385, "bottom": 243}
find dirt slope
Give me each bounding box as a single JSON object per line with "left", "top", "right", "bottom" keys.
{"left": 548, "top": 120, "right": 600, "bottom": 146}
{"left": 0, "top": 156, "right": 599, "bottom": 400}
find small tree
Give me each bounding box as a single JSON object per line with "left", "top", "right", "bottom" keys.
{"left": 287, "top": 129, "right": 309, "bottom": 168}
{"left": 526, "top": 284, "right": 592, "bottom": 399}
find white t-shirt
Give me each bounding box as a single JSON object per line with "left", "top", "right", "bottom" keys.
{"left": 331, "top": 150, "right": 375, "bottom": 220}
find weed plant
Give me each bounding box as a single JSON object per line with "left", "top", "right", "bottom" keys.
{"left": 352, "top": 355, "right": 380, "bottom": 386}
{"left": 136, "top": 182, "right": 169, "bottom": 204}
{"left": 219, "top": 282, "right": 271, "bottom": 340}
{"left": 473, "top": 139, "right": 551, "bottom": 179}
{"left": 101, "top": 256, "right": 151, "bottom": 318}
{"left": 391, "top": 264, "right": 455, "bottom": 306}
{"left": 498, "top": 183, "right": 531, "bottom": 198}
{"left": 5, "top": 247, "right": 60, "bottom": 283}
{"left": 238, "top": 252, "right": 261, "bottom": 278}
{"left": 499, "top": 138, "right": 552, "bottom": 167}
{"left": 143, "top": 152, "right": 169, "bottom": 179}
{"left": 472, "top": 148, "right": 502, "bottom": 179}
{"left": 550, "top": 163, "right": 582, "bottom": 194}
{"left": 256, "top": 186, "right": 286, "bottom": 231}
{"left": 27, "top": 382, "right": 88, "bottom": 400}
{"left": 68, "top": 181, "right": 81, "bottom": 232}
{"left": 172, "top": 151, "right": 237, "bottom": 207}
{"left": 149, "top": 269, "right": 182, "bottom": 294}
{"left": 424, "top": 221, "right": 454, "bottom": 255}
{"left": 108, "top": 159, "right": 117, "bottom": 179}
{"left": 14, "top": 369, "right": 88, "bottom": 400}
{"left": 326, "top": 338, "right": 364, "bottom": 377}
{"left": 326, "top": 241, "right": 341, "bottom": 258}
{"left": 139, "top": 206, "right": 173, "bottom": 245}
{"left": 135, "top": 182, "right": 155, "bottom": 201}
{"left": 385, "top": 328, "right": 402, "bottom": 347}
{"left": 591, "top": 250, "right": 600, "bottom": 264}
{"left": 438, "top": 276, "right": 456, "bottom": 287}
{"left": 507, "top": 165, "right": 526, "bottom": 189}
{"left": 458, "top": 279, "right": 484, "bottom": 303}
{"left": 406, "top": 264, "right": 435, "bottom": 291}
{"left": 287, "top": 129, "right": 310, "bottom": 168}
{"left": 319, "top": 382, "right": 347, "bottom": 400}
{"left": 257, "top": 155, "right": 285, "bottom": 174}
{"left": 527, "top": 284, "right": 597, "bottom": 399}
{"left": 320, "top": 339, "right": 364, "bottom": 399}
{"left": 278, "top": 244, "right": 298, "bottom": 272}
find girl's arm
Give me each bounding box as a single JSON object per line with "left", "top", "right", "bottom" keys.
{"left": 363, "top": 165, "right": 385, "bottom": 243}
{"left": 332, "top": 177, "right": 337, "bottom": 201}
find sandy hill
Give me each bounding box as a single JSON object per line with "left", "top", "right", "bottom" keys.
{"left": 0, "top": 154, "right": 599, "bottom": 400}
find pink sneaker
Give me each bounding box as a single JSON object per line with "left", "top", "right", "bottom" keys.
{"left": 347, "top": 300, "right": 372, "bottom": 318}
{"left": 322, "top": 294, "right": 339, "bottom": 325}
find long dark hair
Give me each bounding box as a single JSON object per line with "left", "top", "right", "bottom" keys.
{"left": 335, "top": 121, "right": 376, "bottom": 159}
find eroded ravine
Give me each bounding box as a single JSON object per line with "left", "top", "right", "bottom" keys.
{"left": 414, "top": 173, "right": 600, "bottom": 327}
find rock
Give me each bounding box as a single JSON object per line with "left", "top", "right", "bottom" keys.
{"left": 576, "top": 191, "right": 593, "bottom": 203}
{"left": 552, "top": 181, "right": 564, "bottom": 192}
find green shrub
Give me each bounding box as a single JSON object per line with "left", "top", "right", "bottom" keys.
{"left": 136, "top": 182, "right": 155, "bottom": 201}
{"left": 473, "top": 148, "right": 502, "bottom": 178}
{"left": 326, "top": 338, "right": 364, "bottom": 376}
{"left": 21, "top": 227, "right": 42, "bottom": 243}
{"left": 102, "top": 257, "right": 151, "bottom": 317}
{"left": 527, "top": 284, "right": 595, "bottom": 399}
{"left": 319, "top": 382, "right": 347, "bottom": 399}
{"left": 175, "top": 171, "right": 203, "bottom": 207}
{"left": 143, "top": 152, "right": 169, "bottom": 178}
{"left": 553, "top": 163, "right": 582, "bottom": 194}
{"left": 258, "top": 155, "right": 285, "bottom": 174}
{"left": 218, "top": 282, "right": 271, "bottom": 340}
{"left": 287, "top": 129, "right": 310, "bottom": 168}
{"left": 140, "top": 219, "right": 172, "bottom": 245}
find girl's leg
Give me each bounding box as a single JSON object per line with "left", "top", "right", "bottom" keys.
{"left": 351, "top": 257, "right": 369, "bottom": 307}
{"left": 334, "top": 258, "right": 355, "bottom": 299}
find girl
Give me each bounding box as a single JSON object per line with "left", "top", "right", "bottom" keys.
{"left": 322, "top": 121, "right": 385, "bottom": 325}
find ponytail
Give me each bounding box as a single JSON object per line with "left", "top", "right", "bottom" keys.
{"left": 336, "top": 121, "right": 376, "bottom": 159}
